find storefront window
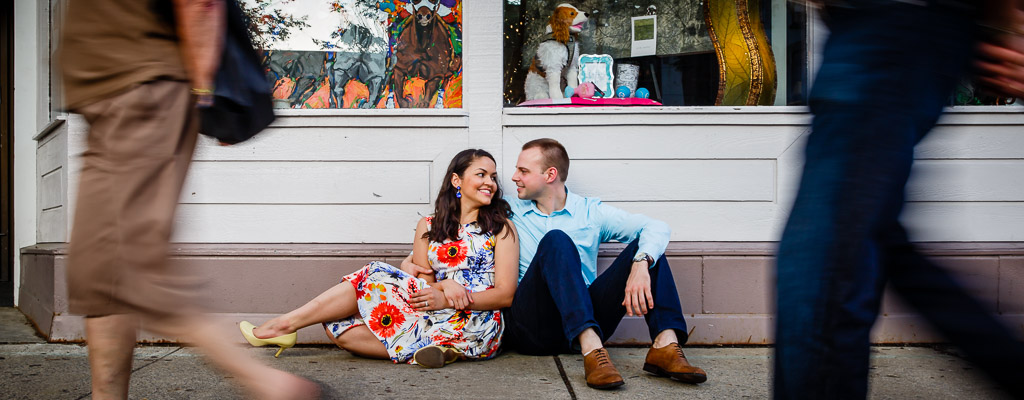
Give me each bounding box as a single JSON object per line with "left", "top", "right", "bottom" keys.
{"left": 243, "top": 0, "right": 463, "bottom": 109}
{"left": 504, "top": 0, "right": 808, "bottom": 107}
{"left": 503, "top": 1, "right": 1022, "bottom": 108}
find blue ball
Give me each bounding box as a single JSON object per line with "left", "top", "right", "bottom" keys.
{"left": 615, "top": 86, "right": 631, "bottom": 98}
{"left": 635, "top": 87, "right": 650, "bottom": 99}
{"left": 564, "top": 86, "right": 575, "bottom": 98}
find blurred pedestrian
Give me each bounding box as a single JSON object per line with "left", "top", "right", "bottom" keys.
{"left": 775, "top": 0, "right": 1024, "bottom": 399}
{"left": 58, "top": 1, "right": 318, "bottom": 398}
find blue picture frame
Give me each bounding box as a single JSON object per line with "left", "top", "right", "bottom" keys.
{"left": 578, "top": 54, "right": 615, "bottom": 98}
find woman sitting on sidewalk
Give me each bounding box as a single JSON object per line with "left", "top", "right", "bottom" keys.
{"left": 240, "top": 149, "right": 518, "bottom": 367}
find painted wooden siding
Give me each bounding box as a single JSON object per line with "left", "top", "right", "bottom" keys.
{"left": 173, "top": 110, "right": 470, "bottom": 243}
{"left": 35, "top": 123, "right": 69, "bottom": 244}
{"left": 503, "top": 108, "right": 808, "bottom": 243}
{"left": 503, "top": 107, "right": 1024, "bottom": 243}
{"left": 43, "top": 108, "right": 1024, "bottom": 245}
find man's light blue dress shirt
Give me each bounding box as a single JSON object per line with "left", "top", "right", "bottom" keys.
{"left": 506, "top": 188, "right": 671, "bottom": 286}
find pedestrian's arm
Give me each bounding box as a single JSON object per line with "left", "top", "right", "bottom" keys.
{"left": 172, "top": 0, "right": 225, "bottom": 105}
{"left": 975, "top": 0, "right": 1024, "bottom": 99}
{"left": 467, "top": 223, "right": 519, "bottom": 311}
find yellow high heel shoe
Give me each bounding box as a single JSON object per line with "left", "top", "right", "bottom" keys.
{"left": 239, "top": 321, "right": 297, "bottom": 358}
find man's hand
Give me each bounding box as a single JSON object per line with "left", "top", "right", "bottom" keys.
{"left": 437, "top": 279, "right": 474, "bottom": 310}
{"left": 622, "top": 261, "right": 654, "bottom": 316}
{"left": 400, "top": 254, "right": 434, "bottom": 278}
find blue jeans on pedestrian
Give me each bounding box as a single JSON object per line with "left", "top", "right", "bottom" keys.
{"left": 775, "top": 2, "right": 1024, "bottom": 399}
{"left": 502, "top": 230, "right": 688, "bottom": 354}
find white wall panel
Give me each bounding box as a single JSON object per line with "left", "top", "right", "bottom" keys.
{"left": 47, "top": 106, "right": 1024, "bottom": 245}
{"left": 193, "top": 127, "right": 466, "bottom": 162}
{"left": 917, "top": 125, "right": 1024, "bottom": 159}
{"left": 902, "top": 202, "right": 1024, "bottom": 242}
{"left": 907, "top": 160, "right": 1024, "bottom": 202}
{"left": 503, "top": 109, "right": 1024, "bottom": 243}
{"left": 182, "top": 161, "right": 430, "bottom": 204}
{"left": 35, "top": 128, "right": 68, "bottom": 243}
{"left": 172, "top": 204, "right": 431, "bottom": 243}
{"left": 504, "top": 124, "right": 806, "bottom": 159}
{"left": 38, "top": 169, "right": 62, "bottom": 210}
{"left": 569, "top": 159, "right": 775, "bottom": 202}
{"left": 601, "top": 202, "right": 785, "bottom": 242}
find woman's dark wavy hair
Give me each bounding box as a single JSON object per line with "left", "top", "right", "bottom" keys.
{"left": 427, "top": 149, "right": 514, "bottom": 243}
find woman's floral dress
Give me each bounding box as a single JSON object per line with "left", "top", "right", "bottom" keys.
{"left": 325, "top": 217, "right": 504, "bottom": 363}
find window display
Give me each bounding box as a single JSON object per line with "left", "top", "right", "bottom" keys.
{"left": 505, "top": 0, "right": 808, "bottom": 107}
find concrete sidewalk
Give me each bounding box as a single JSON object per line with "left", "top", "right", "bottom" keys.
{"left": 2, "top": 344, "right": 1016, "bottom": 399}
{"left": 0, "top": 309, "right": 1014, "bottom": 399}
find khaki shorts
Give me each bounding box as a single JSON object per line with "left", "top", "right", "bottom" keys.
{"left": 67, "top": 80, "right": 200, "bottom": 317}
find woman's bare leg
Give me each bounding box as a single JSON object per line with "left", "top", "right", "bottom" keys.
{"left": 327, "top": 324, "right": 389, "bottom": 359}
{"left": 254, "top": 282, "right": 359, "bottom": 338}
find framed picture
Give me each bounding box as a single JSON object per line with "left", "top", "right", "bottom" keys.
{"left": 578, "top": 54, "right": 615, "bottom": 98}
{"left": 631, "top": 15, "right": 657, "bottom": 57}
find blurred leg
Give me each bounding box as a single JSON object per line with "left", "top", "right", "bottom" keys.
{"left": 774, "top": 3, "right": 977, "bottom": 398}
{"left": 70, "top": 81, "right": 319, "bottom": 399}
{"left": 85, "top": 315, "right": 138, "bottom": 400}
{"left": 143, "top": 314, "right": 320, "bottom": 400}
{"left": 880, "top": 224, "right": 1024, "bottom": 397}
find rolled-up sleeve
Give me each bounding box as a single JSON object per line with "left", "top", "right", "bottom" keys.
{"left": 595, "top": 201, "right": 671, "bottom": 268}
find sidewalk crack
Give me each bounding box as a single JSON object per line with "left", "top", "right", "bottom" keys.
{"left": 74, "top": 347, "right": 183, "bottom": 400}
{"left": 132, "top": 346, "right": 183, "bottom": 374}
{"left": 553, "top": 355, "right": 577, "bottom": 400}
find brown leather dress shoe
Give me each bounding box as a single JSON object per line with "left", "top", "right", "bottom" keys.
{"left": 583, "top": 348, "right": 625, "bottom": 389}
{"left": 643, "top": 343, "right": 708, "bottom": 384}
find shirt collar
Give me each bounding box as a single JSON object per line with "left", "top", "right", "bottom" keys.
{"left": 526, "top": 187, "right": 578, "bottom": 217}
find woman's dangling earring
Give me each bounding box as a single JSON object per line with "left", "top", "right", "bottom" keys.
{"left": 456, "top": 186, "right": 462, "bottom": 198}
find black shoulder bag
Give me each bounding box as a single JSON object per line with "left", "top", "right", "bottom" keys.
{"left": 199, "top": 0, "right": 275, "bottom": 144}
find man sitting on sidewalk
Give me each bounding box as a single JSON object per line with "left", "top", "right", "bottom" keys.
{"left": 502, "top": 138, "right": 705, "bottom": 389}
{"left": 408, "top": 139, "right": 706, "bottom": 389}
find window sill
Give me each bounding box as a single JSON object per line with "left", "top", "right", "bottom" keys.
{"left": 269, "top": 108, "right": 469, "bottom": 128}
{"left": 502, "top": 104, "right": 1024, "bottom": 126}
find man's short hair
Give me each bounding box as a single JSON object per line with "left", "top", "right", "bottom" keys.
{"left": 522, "top": 138, "right": 570, "bottom": 182}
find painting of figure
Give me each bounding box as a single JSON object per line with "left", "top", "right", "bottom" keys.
{"left": 244, "top": 0, "right": 462, "bottom": 109}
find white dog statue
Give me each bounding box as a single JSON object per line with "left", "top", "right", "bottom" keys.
{"left": 524, "top": 4, "right": 589, "bottom": 101}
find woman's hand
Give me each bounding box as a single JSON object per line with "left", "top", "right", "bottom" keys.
{"left": 437, "top": 279, "right": 474, "bottom": 310}
{"left": 409, "top": 285, "right": 449, "bottom": 312}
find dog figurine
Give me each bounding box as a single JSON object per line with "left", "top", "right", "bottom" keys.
{"left": 524, "top": 3, "right": 589, "bottom": 101}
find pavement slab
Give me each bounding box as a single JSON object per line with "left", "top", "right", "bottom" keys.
{"left": 0, "top": 343, "right": 1015, "bottom": 399}
{"left": 0, "top": 308, "right": 46, "bottom": 344}
{"left": 557, "top": 347, "right": 771, "bottom": 399}
{"left": 866, "top": 346, "right": 1013, "bottom": 400}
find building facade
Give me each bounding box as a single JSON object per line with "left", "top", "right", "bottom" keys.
{"left": 8, "top": 0, "right": 1024, "bottom": 345}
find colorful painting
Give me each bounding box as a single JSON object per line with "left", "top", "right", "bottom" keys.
{"left": 242, "top": 0, "right": 463, "bottom": 109}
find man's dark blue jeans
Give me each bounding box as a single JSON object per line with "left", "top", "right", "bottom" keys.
{"left": 775, "top": 2, "right": 1024, "bottom": 399}
{"left": 502, "top": 230, "right": 688, "bottom": 354}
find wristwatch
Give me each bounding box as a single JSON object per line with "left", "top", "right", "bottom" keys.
{"left": 633, "top": 252, "right": 654, "bottom": 266}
